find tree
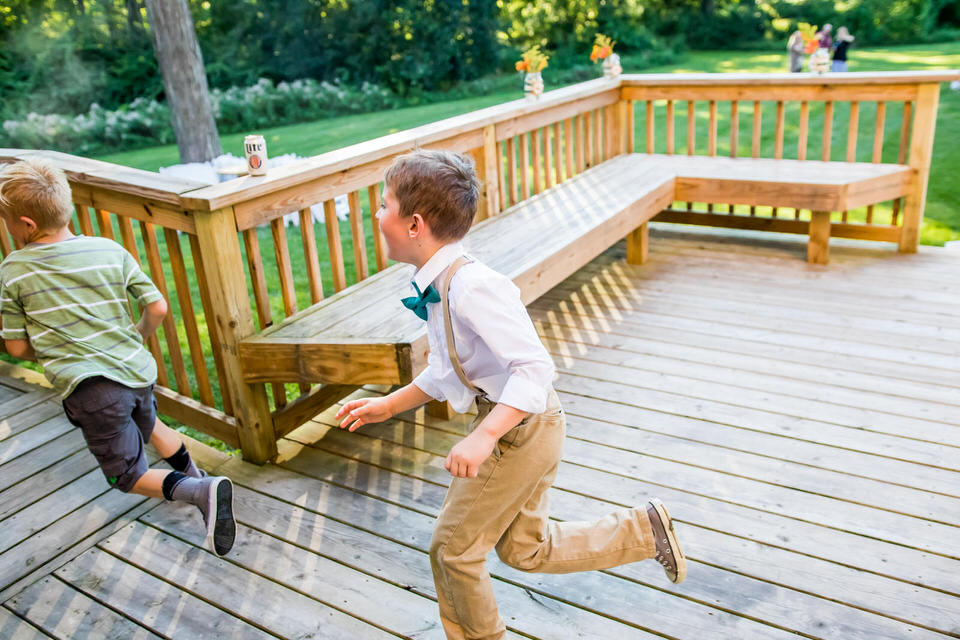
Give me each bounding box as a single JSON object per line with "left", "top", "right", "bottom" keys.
{"left": 144, "top": 0, "right": 220, "bottom": 163}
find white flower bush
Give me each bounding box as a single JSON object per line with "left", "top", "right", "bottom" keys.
{"left": 1, "top": 77, "right": 395, "bottom": 155}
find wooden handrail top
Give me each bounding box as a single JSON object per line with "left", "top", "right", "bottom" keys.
{"left": 181, "top": 70, "right": 959, "bottom": 212}
{"left": 622, "top": 70, "right": 960, "bottom": 86}
{"left": 0, "top": 148, "right": 207, "bottom": 205}
{"left": 180, "top": 78, "right": 621, "bottom": 211}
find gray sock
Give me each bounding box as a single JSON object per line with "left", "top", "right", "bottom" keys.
{"left": 169, "top": 475, "right": 204, "bottom": 504}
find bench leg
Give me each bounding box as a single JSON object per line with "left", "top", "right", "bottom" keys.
{"left": 626, "top": 223, "right": 649, "bottom": 265}
{"left": 808, "top": 211, "right": 831, "bottom": 264}
{"left": 426, "top": 400, "right": 455, "bottom": 420}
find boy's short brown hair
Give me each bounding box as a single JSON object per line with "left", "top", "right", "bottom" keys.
{"left": 384, "top": 149, "right": 480, "bottom": 241}
{"left": 0, "top": 159, "right": 73, "bottom": 230}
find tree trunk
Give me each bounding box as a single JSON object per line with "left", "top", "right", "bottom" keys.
{"left": 144, "top": 0, "right": 222, "bottom": 163}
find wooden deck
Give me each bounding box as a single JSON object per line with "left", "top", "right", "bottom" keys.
{"left": 2, "top": 225, "right": 959, "bottom": 639}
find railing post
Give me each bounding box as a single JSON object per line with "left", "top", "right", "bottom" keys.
{"left": 899, "top": 83, "right": 940, "bottom": 253}
{"left": 193, "top": 206, "right": 277, "bottom": 463}
{"left": 474, "top": 124, "right": 500, "bottom": 221}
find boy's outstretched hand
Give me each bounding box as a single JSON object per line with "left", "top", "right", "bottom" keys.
{"left": 336, "top": 397, "right": 392, "bottom": 431}
{"left": 445, "top": 430, "right": 497, "bottom": 478}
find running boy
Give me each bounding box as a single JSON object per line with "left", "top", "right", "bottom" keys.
{"left": 0, "top": 159, "right": 236, "bottom": 557}
{"left": 336, "top": 150, "right": 686, "bottom": 639}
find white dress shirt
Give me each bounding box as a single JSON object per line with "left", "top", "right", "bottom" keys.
{"left": 411, "top": 242, "right": 556, "bottom": 415}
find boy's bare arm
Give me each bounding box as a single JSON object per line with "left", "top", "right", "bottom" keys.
{"left": 4, "top": 339, "right": 36, "bottom": 361}
{"left": 445, "top": 403, "right": 529, "bottom": 478}
{"left": 136, "top": 298, "right": 168, "bottom": 339}
{"left": 336, "top": 383, "right": 433, "bottom": 431}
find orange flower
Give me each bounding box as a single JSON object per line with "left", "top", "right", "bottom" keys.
{"left": 516, "top": 60, "right": 528, "bottom": 71}
{"left": 590, "top": 46, "right": 600, "bottom": 62}
{"left": 599, "top": 46, "right": 611, "bottom": 59}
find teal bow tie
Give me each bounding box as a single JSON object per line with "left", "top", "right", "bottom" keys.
{"left": 402, "top": 282, "right": 441, "bottom": 321}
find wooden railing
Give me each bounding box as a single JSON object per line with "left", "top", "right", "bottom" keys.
{"left": 620, "top": 72, "right": 947, "bottom": 249}
{"left": 2, "top": 70, "right": 956, "bottom": 463}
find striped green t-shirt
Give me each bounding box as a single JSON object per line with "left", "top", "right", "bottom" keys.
{"left": 0, "top": 235, "right": 163, "bottom": 398}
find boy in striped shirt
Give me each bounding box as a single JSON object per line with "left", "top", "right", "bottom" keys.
{"left": 0, "top": 159, "right": 236, "bottom": 557}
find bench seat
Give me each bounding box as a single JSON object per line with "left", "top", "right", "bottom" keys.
{"left": 239, "top": 153, "right": 912, "bottom": 387}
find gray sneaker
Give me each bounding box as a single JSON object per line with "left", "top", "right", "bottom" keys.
{"left": 646, "top": 499, "right": 687, "bottom": 584}
{"left": 195, "top": 476, "right": 236, "bottom": 557}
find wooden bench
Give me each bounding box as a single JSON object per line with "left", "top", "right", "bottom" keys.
{"left": 238, "top": 151, "right": 911, "bottom": 414}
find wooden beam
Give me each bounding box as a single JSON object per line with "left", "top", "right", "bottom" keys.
{"left": 626, "top": 223, "right": 649, "bottom": 265}
{"left": 193, "top": 206, "right": 277, "bottom": 463}
{"left": 272, "top": 384, "right": 360, "bottom": 438}
{"left": 807, "top": 211, "right": 831, "bottom": 264}
{"left": 899, "top": 84, "right": 940, "bottom": 253}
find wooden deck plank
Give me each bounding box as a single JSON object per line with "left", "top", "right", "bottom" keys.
{"left": 6, "top": 576, "right": 159, "bottom": 640}
{"left": 238, "top": 453, "right": 796, "bottom": 639}
{"left": 530, "top": 299, "right": 959, "bottom": 388}
{"left": 0, "top": 417, "right": 74, "bottom": 467}
{"left": 0, "top": 430, "right": 85, "bottom": 495}
{"left": 534, "top": 314, "right": 958, "bottom": 407}
{"left": 0, "top": 470, "right": 155, "bottom": 602}
{"left": 0, "top": 606, "right": 53, "bottom": 640}
{"left": 0, "top": 449, "right": 94, "bottom": 522}
{"left": 288, "top": 398, "right": 960, "bottom": 594}
{"left": 550, "top": 357, "right": 960, "bottom": 447}
{"left": 56, "top": 549, "right": 271, "bottom": 640}
{"left": 0, "top": 403, "right": 66, "bottom": 445}
{"left": 298, "top": 403, "right": 960, "bottom": 560}
{"left": 529, "top": 297, "right": 960, "bottom": 387}
{"left": 141, "top": 501, "right": 448, "bottom": 639}
{"left": 0, "top": 391, "right": 58, "bottom": 425}
{"left": 211, "top": 460, "right": 659, "bottom": 639}
{"left": 542, "top": 333, "right": 959, "bottom": 424}
{"left": 282, "top": 412, "right": 955, "bottom": 639}
{"left": 97, "top": 522, "right": 415, "bottom": 639}
{"left": 556, "top": 260, "right": 960, "bottom": 341}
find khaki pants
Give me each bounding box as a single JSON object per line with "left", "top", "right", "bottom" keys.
{"left": 429, "top": 389, "right": 657, "bottom": 640}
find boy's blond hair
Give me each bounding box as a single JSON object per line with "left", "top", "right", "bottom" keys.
{"left": 0, "top": 159, "right": 73, "bottom": 230}
{"left": 384, "top": 150, "right": 480, "bottom": 241}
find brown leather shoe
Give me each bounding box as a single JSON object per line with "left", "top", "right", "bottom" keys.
{"left": 646, "top": 499, "right": 686, "bottom": 584}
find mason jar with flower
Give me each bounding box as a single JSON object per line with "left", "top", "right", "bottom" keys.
{"left": 516, "top": 46, "right": 549, "bottom": 100}
{"left": 590, "top": 34, "right": 621, "bottom": 78}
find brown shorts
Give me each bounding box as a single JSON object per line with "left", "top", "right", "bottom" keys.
{"left": 62, "top": 376, "right": 157, "bottom": 492}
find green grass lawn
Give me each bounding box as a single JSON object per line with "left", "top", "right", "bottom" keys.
{"left": 97, "top": 43, "right": 960, "bottom": 245}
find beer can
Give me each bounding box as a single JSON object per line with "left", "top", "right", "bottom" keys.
{"left": 244, "top": 134, "right": 268, "bottom": 176}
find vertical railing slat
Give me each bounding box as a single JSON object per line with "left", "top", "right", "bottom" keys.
{"left": 298, "top": 209, "right": 324, "bottom": 303}
{"left": 666, "top": 100, "right": 675, "bottom": 155}
{"left": 506, "top": 136, "right": 518, "bottom": 207}
{"left": 141, "top": 220, "right": 190, "bottom": 395}
{"left": 866, "top": 101, "right": 887, "bottom": 224}
{"left": 348, "top": 191, "right": 369, "bottom": 281}
{"left": 798, "top": 101, "right": 809, "bottom": 161}
{"left": 564, "top": 118, "right": 575, "bottom": 179}
{"left": 645, "top": 101, "right": 655, "bottom": 154}
{"left": 543, "top": 126, "right": 554, "bottom": 189}
{"left": 163, "top": 227, "right": 214, "bottom": 407}
{"left": 187, "top": 234, "right": 232, "bottom": 415}
{"left": 324, "top": 200, "right": 347, "bottom": 292}
{"left": 116, "top": 215, "right": 168, "bottom": 388}
{"left": 520, "top": 132, "right": 532, "bottom": 200}
{"left": 367, "top": 185, "right": 388, "bottom": 271}
{"left": 75, "top": 204, "right": 94, "bottom": 236}
{"left": 554, "top": 121, "right": 564, "bottom": 182}
{"left": 532, "top": 128, "right": 543, "bottom": 194}
{"left": 822, "top": 101, "right": 834, "bottom": 161}
{"left": 243, "top": 227, "right": 287, "bottom": 409}
{"left": 892, "top": 100, "right": 914, "bottom": 226}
